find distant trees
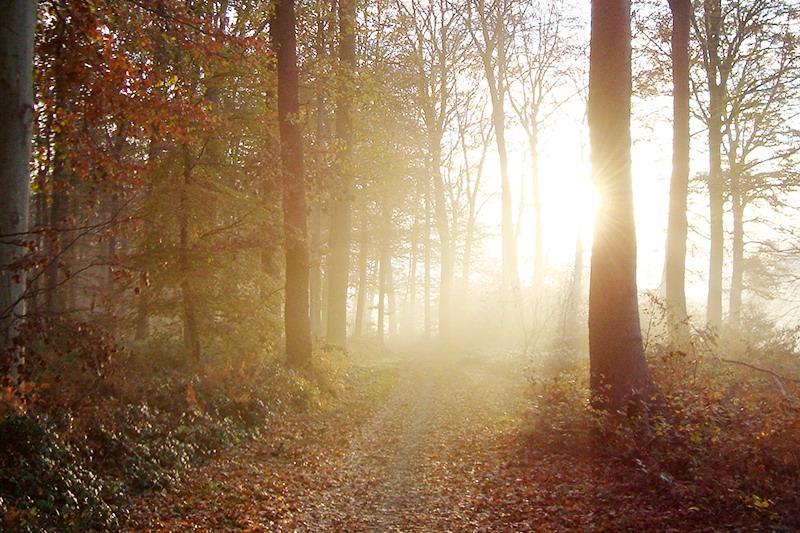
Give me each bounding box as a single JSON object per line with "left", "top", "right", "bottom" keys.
{"left": 588, "top": 0, "right": 654, "bottom": 410}
{"left": 465, "top": 0, "right": 520, "bottom": 300}
{"left": 0, "top": 0, "right": 36, "bottom": 379}
{"left": 692, "top": 0, "right": 800, "bottom": 330}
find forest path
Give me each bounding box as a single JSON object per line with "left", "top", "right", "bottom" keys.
{"left": 124, "top": 351, "right": 754, "bottom": 532}
{"left": 124, "top": 351, "right": 530, "bottom": 532}
{"left": 296, "top": 352, "right": 526, "bottom": 532}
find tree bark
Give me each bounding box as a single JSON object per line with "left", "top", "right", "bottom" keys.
{"left": 588, "top": 0, "right": 654, "bottom": 412}
{"left": 664, "top": 0, "right": 691, "bottom": 343}
{"left": 729, "top": 173, "right": 744, "bottom": 328}
{"left": 377, "top": 239, "right": 388, "bottom": 346}
{"left": 274, "top": 0, "right": 312, "bottom": 367}
{"left": 326, "top": 0, "right": 356, "bottom": 348}
{"left": 0, "top": 0, "right": 36, "bottom": 379}
{"left": 353, "top": 216, "right": 368, "bottom": 337}
{"left": 704, "top": 0, "right": 724, "bottom": 330}
{"left": 564, "top": 234, "right": 584, "bottom": 349}
{"left": 430, "top": 145, "right": 453, "bottom": 345}
{"left": 180, "top": 146, "right": 201, "bottom": 361}
{"left": 423, "top": 179, "right": 432, "bottom": 338}
{"left": 471, "top": 0, "right": 518, "bottom": 299}
{"left": 530, "top": 127, "right": 544, "bottom": 292}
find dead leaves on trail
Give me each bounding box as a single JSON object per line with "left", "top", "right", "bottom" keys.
{"left": 124, "top": 356, "right": 785, "bottom": 532}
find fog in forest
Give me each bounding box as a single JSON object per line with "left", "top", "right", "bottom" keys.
{"left": 3, "top": 0, "right": 800, "bottom": 530}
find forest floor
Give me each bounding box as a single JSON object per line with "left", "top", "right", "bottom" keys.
{"left": 123, "top": 351, "right": 781, "bottom": 533}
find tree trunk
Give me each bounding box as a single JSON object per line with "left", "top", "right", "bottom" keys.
{"left": 309, "top": 202, "right": 323, "bottom": 337}
{"left": 180, "top": 146, "right": 201, "bottom": 361}
{"left": 326, "top": 0, "right": 356, "bottom": 348}
{"left": 423, "top": 180, "right": 432, "bottom": 338}
{"left": 404, "top": 214, "right": 418, "bottom": 337}
{"left": 309, "top": 18, "right": 328, "bottom": 340}
{"left": 477, "top": 7, "right": 519, "bottom": 299}
{"left": 491, "top": 85, "right": 518, "bottom": 298}
{"left": 387, "top": 247, "right": 397, "bottom": 341}
{"left": 704, "top": 0, "right": 724, "bottom": 330}
{"left": 45, "top": 175, "right": 68, "bottom": 314}
{"left": 729, "top": 175, "right": 744, "bottom": 328}
{"left": 530, "top": 127, "right": 544, "bottom": 292}
{"left": 354, "top": 217, "right": 368, "bottom": 337}
{"left": 665, "top": 0, "right": 691, "bottom": 343}
{"left": 564, "top": 234, "right": 584, "bottom": 349}
{"left": 377, "top": 241, "right": 388, "bottom": 346}
{"left": 274, "top": 0, "right": 312, "bottom": 367}
{"left": 0, "top": 0, "right": 35, "bottom": 379}
{"left": 588, "top": 0, "right": 655, "bottom": 412}
{"left": 430, "top": 145, "right": 453, "bottom": 345}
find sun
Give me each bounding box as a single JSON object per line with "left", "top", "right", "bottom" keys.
{"left": 512, "top": 152, "right": 597, "bottom": 271}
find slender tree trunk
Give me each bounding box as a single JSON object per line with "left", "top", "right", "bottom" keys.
{"left": 588, "top": 0, "right": 655, "bottom": 412}
{"left": 134, "top": 291, "right": 150, "bottom": 341}
{"left": 45, "top": 174, "right": 68, "bottom": 314}
{"left": 491, "top": 89, "right": 518, "bottom": 298}
{"left": 461, "top": 141, "right": 486, "bottom": 298}
{"left": 309, "top": 202, "right": 323, "bottom": 337}
{"left": 530, "top": 128, "right": 544, "bottom": 292}
{"left": 377, "top": 242, "right": 388, "bottom": 346}
{"left": 326, "top": 0, "right": 356, "bottom": 348}
{"left": 387, "top": 248, "right": 397, "bottom": 341}
{"left": 404, "top": 215, "right": 418, "bottom": 337}
{"left": 180, "top": 146, "right": 201, "bottom": 361}
{"left": 354, "top": 217, "right": 368, "bottom": 337}
{"left": 564, "top": 234, "right": 584, "bottom": 349}
{"left": 274, "top": 0, "right": 312, "bottom": 366}
{"left": 430, "top": 145, "right": 453, "bottom": 345}
{"left": 478, "top": 16, "right": 518, "bottom": 298}
{"left": 0, "top": 0, "right": 35, "bottom": 379}
{"left": 665, "top": 0, "right": 691, "bottom": 343}
{"left": 309, "top": 9, "right": 328, "bottom": 340}
{"left": 423, "top": 180, "right": 432, "bottom": 338}
{"left": 729, "top": 175, "right": 744, "bottom": 328}
{"left": 704, "top": 0, "right": 724, "bottom": 330}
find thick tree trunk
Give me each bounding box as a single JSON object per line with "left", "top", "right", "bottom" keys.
{"left": 326, "top": 0, "right": 356, "bottom": 348}
{"left": 0, "top": 0, "right": 36, "bottom": 379}
{"left": 588, "top": 0, "right": 654, "bottom": 412}
{"left": 665, "top": 0, "right": 691, "bottom": 343}
{"left": 274, "top": 0, "right": 312, "bottom": 366}
{"left": 704, "top": 0, "right": 724, "bottom": 330}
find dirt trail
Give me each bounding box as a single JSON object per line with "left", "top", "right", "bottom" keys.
{"left": 126, "top": 351, "right": 791, "bottom": 532}
{"left": 299, "top": 353, "right": 525, "bottom": 532}
{"left": 125, "top": 352, "right": 527, "bottom": 532}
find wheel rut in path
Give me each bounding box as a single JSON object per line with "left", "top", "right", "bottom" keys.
{"left": 298, "top": 353, "right": 525, "bottom": 532}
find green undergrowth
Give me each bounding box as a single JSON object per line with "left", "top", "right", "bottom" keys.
{"left": 0, "top": 346, "right": 354, "bottom": 532}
